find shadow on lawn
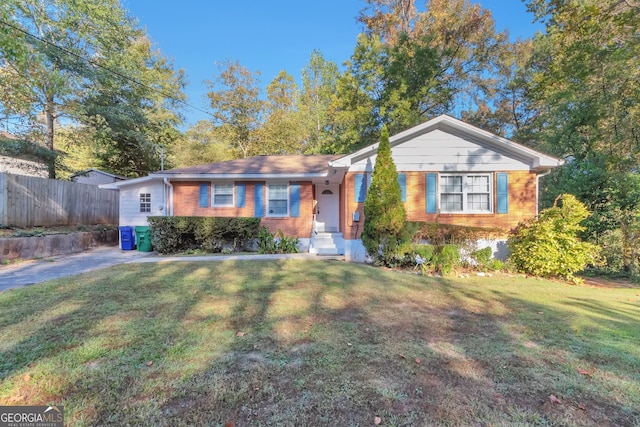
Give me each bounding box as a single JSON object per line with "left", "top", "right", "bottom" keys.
{"left": 155, "top": 267, "right": 639, "bottom": 426}
{"left": 0, "top": 262, "right": 237, "bottom": 414}
{"left": 0, "top": 265, "right": 153, "bottom": 377}
{"left": 1, "top": 262, "right": 638, "bottom": 426}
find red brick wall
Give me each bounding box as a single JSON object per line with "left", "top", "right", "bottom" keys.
{"left": 341, "top": 173, "right": 368, "bottom": 240}
{"left": 341, "top": 171, "right": 537, "bottom": 239}
{"left": 260, "top": 181, "right": 314, "bottom": 238}
{"left": 172, "top": 181, "right": 314, "bottom": 238}
{"left": 173, "top": 181, "right": 254, "bottom": 217}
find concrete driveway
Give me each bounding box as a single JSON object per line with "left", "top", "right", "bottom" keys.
{"left": 0, "top": 246, "right": 341, "bottom": 292}
{"left": 0, "top": 246, "right": 153, "bottom": 291}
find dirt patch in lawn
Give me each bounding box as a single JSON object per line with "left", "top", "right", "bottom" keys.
{"left": 581, "top": 276, "right": 639, "bottom": 288}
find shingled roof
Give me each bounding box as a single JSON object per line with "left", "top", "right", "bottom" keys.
{"left": 157, "top": 154, "right": 341, "bottom": 176}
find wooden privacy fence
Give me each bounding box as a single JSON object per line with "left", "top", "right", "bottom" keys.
{"left": 0, "top": 173, "right": 119, "bottom": 227}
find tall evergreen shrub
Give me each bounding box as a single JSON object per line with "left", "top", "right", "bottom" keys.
{"left": 362, "top": 126, "right": 407, "bottom": 264}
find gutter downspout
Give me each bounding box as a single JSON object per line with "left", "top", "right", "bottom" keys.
{"left": 536, "top": 169, "right": 552, "bottom": 216}
{"left": 163, "top": 178, "right": 173, "bottom": 216}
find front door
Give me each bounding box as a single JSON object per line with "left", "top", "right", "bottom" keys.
{"left": 316, "top": 185, "right": 339, "bottom": 233}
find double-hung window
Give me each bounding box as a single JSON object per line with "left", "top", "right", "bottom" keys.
{"left": 213, "top": 184, "right": 234, "bottom": 206}
{"left": 267, "top": 184, "right": 288, "bottom": 216}
{"left": 440, "top": 174, "right": 491, "bottom": 213}
{"left": 440, "top": 176, "right": 463, "bottom": 212}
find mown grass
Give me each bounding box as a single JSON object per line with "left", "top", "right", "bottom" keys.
{"left": 0, "top": 260, "right": 639, "bottom": 426}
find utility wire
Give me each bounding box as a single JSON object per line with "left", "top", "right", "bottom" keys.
{"left": 0, "top": 18, "right": 213, "bottom": 118}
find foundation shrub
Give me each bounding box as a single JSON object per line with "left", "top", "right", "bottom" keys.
{"left": 434, "top": 244, "right": 461, "bottom": 275}
{"left": 508, "top": 194, "right": 601, "bottom": 282}
{"left": 469, "top": 246, "right": 505, "bottom": 271}
{"left": 148, "top": 217, "right": 261, "bottom": 254}
{"left": 414, "top": 243, "right": 435, "bottom": 264}
{"left": 257, "top": 227, "right": 299, "bottom": 254}
{"left": 376, "top": 242, "right": 436, "bottom": 269}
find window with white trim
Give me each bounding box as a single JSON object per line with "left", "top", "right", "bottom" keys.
{"left": 213, "top": 183, "right": 234, "bottom": 206}
{"left": 267, "top": 184, "right": 288, "bottom": 216}
{"left": 140, "top": 193, "right": 151, "bottom": 213}
{"left": 440, "top": 174, "right": 492, "bottom": 213}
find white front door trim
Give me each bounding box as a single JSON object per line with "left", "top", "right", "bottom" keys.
{"left": 315, "top": 184, "right": 339, "bottom": 233}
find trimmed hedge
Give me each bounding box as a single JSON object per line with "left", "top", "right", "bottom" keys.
{"left": 147, "top": 216, "right": 261, "bottom": 254}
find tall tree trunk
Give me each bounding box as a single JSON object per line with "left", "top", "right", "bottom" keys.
{"left": 44, "top": 94, "right": 56, "bottom": 179}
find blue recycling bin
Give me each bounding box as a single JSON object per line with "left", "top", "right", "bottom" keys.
{"left": 119, "top": 226, "right": 135, "bottom": 250}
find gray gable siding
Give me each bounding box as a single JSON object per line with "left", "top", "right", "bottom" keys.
{"left": 349, "top": 128, "right": 532, "bottom": 172}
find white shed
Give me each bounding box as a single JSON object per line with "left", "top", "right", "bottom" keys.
{"left": 100, "top": 176, "right": 169, "bottom": 227}
{"left": 100, "top": 176, "right": 170, "bottom": 249}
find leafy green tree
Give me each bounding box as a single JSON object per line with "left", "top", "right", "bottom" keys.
{"left": 54, "top": 125, "right": 98, "bottom": 179}
{"left": 324, "top": 34, "right": 385, "bottom": 153}
{"left": 0, "top": 0, "right": 140, "bottom": 177}
{"left": 522, "top": 0, "right": 640, "bottom": 276}
{"left": 78, "top": 35, "right": 185, "bottom": 176}
{"left": 461, "top": 39, "right": 538, "bottom": 139}
{"left": 298, "top": 50, "right": 339, "bottom": 154}
{"left": 169, "top": 120, "right": 232, "bottom": 168}
{"left": 206, "top": 60, "right": 264, "bottom": 158}
{"left": 0, "top": 0, "right": 185, "bottom": 178}
{"left": 525, "top": 0, "right": 640, "bottom": 169}
{"left": 540, "top": 159, "right": 640, "bottom": 237}
{"left": 508, "top": 194, "right": 601, "bottom": 282}
{"left": 206, "top": 56, "right": 340, "bottom": 157}
{"left": 380, "top": 31, "right": 447, "bottom": 133}
{"left": 331, "top": 0, "right": 509, "bottom": 153}
{"left": 259, "top": 70, "right": 306, "bottom": 154}
{"left": 412, "top": 0, "right": 508, "bottom": 120}
{"left": 362, "top": 126, "right": 407, "bottom": 264}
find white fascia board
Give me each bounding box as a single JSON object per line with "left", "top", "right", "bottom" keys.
{"left": 151, "top": 173, "right": 329, "bottom": 180}
{"left": 533, "top": 157, "right": 566, "bottom": 169}
{"left": 328, "top": 160, "right": 349, "bottom": 168}
{"left": 99, "top": 183, "right": 119, "bottom": 190}
{"left": 99, "top": 175, "right": 159, "bottom": 189}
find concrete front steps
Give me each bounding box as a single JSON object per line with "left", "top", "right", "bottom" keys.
{"left": 309, "top": 232, "right": 345, "bottom": 255}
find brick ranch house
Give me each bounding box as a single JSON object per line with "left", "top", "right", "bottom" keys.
{"left": 102, "top": 115, "right": 564, "bottom": 262}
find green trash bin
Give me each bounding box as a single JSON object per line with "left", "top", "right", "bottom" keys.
{"left": 135, "top": 226, "right": 153, "bottom": 252}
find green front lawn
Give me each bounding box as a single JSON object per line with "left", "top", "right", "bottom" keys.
{"left": 1, "top": 260, "right": 638, "bottom": 426}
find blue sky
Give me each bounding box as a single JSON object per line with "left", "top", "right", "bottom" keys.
{"left": 124, "top": 1, "right": 543, "bottom": 127}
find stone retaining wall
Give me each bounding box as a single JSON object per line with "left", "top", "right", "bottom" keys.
{"left": 0, "top": 230, "right": 119, "bottom": 263}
